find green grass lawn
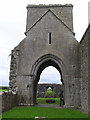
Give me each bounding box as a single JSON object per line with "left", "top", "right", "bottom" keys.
{"left": 47, "top": 88, "right": 53, "bottom": 96}
{"left": 0, "top": 89, "right": 7, "bottom": 92}
{"left": 1, "top": 106, "right": 89, "bottom": 119}
{"left": 37, "top": 97, "right": 60, "bottom": 104}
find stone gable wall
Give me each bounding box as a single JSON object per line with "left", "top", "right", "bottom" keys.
{"left": 9, "top": 4, "right": 80, "bottom": 107}
{"left": 26, "top": 4, "right": 73, "bottom": 32}
{"left": 8, "top": 5, "right": 90, "bottom": 115}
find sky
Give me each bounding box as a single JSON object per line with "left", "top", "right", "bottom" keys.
{"left": 38, "top": 66, "right": 61, "bottom": 84}
{"left": 0, "top": 0, "right": 90, "bottom": 86}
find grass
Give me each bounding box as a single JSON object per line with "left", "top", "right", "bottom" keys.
{"left": 47, "top": 89, "right": 53, "bottom": 96}
{"left": 1, "top": 97, "right": 90, "bottom": 119}
{"left": 1, "top": 106, "right": 89, "bottom": 119}
{"left": 37, "top": 97, "right": 60, "bottom": 104}
{"left": 0, "top": 89, "right": 7, "bottom": 92}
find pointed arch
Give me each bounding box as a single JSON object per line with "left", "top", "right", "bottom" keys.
{"left": 30, "top": 54, "right": 67, "bottom": 104}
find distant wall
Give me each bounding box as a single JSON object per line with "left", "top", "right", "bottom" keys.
{"left": 37, "top": 84, "right": 63, "bottom": 98}
{"left": 1, "top": 92, "right": 17, "bottom": 112}
{"left": 0, "top": 87, "right": 9, "bottom": 90}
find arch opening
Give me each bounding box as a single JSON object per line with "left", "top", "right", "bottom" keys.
{"left": 38, "top": 66, "right": 62, "bottom": 84}
{"left": 46, "top": 87, "right": 53, "bottom": 97}
{"left": 37, "top": 66, "right": 62, "bottom": 98}
{"left": 32, "top": 59, "right": 64, "bottom": 104}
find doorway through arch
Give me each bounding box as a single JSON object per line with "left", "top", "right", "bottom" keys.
{"left": 37, "top": 66, "right": 63, "bottom": 99}
{"left": 31, "top": 54, "right": 65, "bottom": 105}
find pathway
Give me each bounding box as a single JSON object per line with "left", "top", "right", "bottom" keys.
{"left": 35, "top": 104, "right": 62, "bottom": 108}
{"left": 35, "top": 104, "right": 75, "bottom": 109}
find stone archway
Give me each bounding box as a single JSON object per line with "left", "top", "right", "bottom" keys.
{"left": 30, "top": 54, "right": 66, "bottom": 105}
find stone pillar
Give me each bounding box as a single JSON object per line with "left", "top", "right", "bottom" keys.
{"left": 29, "top": 75, "right": 34, "bottom": 105}
{"left": 52, "top": 87, "right": 55, "bottom": 97}
{"left": 64, "top": 75, "right": 81, "bottom": 108}
{"left": 64, "top": 75, "right": 74, "bottom": 107}
{"left": 44, "top": 87, "right": 47, "bottom": 97}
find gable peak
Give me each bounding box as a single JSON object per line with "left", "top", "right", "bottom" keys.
{"left": 25, "top": 9, "right": 75, "bottom": 36}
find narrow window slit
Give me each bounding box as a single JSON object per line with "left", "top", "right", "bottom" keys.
{"left": 49, "top": 32, "right": 51, "bottom": 44}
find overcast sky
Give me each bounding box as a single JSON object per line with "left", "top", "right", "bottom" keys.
{"left": 0, "top": 0, "right": 89, "bottom": 86}
{"left": 39, "top": 66, "right": 61, "bottom": 84}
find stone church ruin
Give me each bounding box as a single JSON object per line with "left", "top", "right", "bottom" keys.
{"left": 9, "top": 4, "right": 90, "bottom": 115}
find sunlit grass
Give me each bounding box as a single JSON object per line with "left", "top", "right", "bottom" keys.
{"left": 0, "top": 89, "right": 7, "bottom": 92}
{"left": 47, "top": 88, "right": 53, "bottom": 96}
{"left": 2, "top": 106, "right": 89, "bottom": 119}
{"left": 37, "top": 97, "right": 61, "bottom": 104}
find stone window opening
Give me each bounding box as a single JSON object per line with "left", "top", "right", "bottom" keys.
{"left": 48, "top": 32, "right": 51, "bottom": 44}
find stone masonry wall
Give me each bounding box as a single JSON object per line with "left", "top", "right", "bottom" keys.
{"left": 88, "top": 25, "right": 90, "bottom": 116}
{"left": 80, "top": 25, "right": 90, "bottom": 114}
{"left": 37, "top": 84, "right": 63, "bottom": 98}
{"left": 26, "top": 4, "right": 73, "bottom": 32}
{"left": 9, "top": 4, "right": 90, "bottom": 112}
{"left": 1, "top": 92, "right": 17, "bottom": 113}
{"left": 9, "top": 47, "right": 19, "bottom": 92}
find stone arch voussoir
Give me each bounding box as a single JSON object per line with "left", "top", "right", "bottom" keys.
{"left": 30, "top": 54, "right": 67, "bottom": 84}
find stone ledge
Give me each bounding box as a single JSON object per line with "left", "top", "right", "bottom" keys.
{"left": 27, "top": 4, "right": 73, "bottom": 8}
